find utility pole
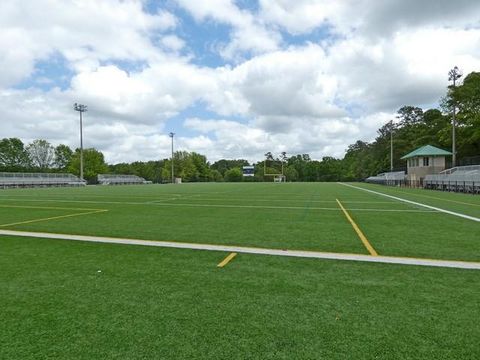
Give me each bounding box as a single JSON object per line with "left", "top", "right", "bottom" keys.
{"left": 169, "top": 132, "right": 175, "bottom": 183}
{"left": 73, "top": 103, "right": 87, "bottom": 180}
{"left": 448, "top": 66, "right": 462, "bottom": 167}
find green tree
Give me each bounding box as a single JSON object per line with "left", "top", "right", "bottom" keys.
{"left": 190, "top": 152, "right": 210, "bottom": 181}
{"left": 224, "top": 167, "right": 243, "bottom": 182}
{"left": 27, "top": 139, "right": 55, "bottom": 170}
{"left": 209, "top": 169, "right": 223, "bottom": 182}
{"left": 444, "top": 71, "right": 480, "bottom": 158}
{"left": 211, "top": 159, "right": 249, "bottom": 176}
{"left": 287, "top": 154, "right": 311, "bottom": 181}
{"left": 284, "top": 165, "right": 298, "bottom": 181}
{"left": 160, "top": 164, "right": 171, "bottom": 183}
{"left": 68, "top": 148, "right": 108, "bottom": 183}
{"left": 54, "top": 144, "right": 73, "bottom": 170}
{"left": 0, "top": 138, "right": 30, "bottom": 171}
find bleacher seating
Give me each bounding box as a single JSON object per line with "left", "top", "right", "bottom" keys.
{"left": 97, "top": 174, "right": 151, "bottom": 185}
{"left": 424, "top": 165, "right": 480, "bottom": 193}
{"left": 0, "top": 172, "right": 86, "bottom": 189}
{"left": 365, "top": 171, "right": 406, "bottom": 185}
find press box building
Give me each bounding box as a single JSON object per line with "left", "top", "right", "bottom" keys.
{"left": 401, "top": 145, "right": 452, "bottom": 182}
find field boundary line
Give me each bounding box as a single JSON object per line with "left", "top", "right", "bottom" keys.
{"left": 217, "top": 253, "right": 237, "bottom": 268}
{"left": 369, "top": 187, "right": 480, "bottom": 208}
{"left": 338, "top": 183, "right": 480, "bottom": 223}
{"left": 1, "top": 229, "right": 479, "bottom": 270}
{"left": 336, "top": 199, "right": 378, "bottom": 256}
{"left": 0, "top": 204, "right": 106, "bottom": 211}
{"left": 148, "top": 202, "right": 434, "bottom": 212}
{"left": 0, "top": 209, "right": 108, "bottom": 228}
{"left": 0, "top": 198, "right": 436, "bottom": 213}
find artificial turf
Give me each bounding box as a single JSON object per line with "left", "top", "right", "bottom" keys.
{"left": 1, "top": 235, "right": 479, "bottom": 359}
{"left": 1, "top": 183, "right": 479, "bottom": 359}
{"left": 0, "top": 182, "right": 478, "bottom": 260}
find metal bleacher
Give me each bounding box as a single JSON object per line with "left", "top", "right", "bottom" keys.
{"left": 97, "top": 174, "right": 151, "bottom": 185}
{"left": 424, "top": 165, "right": 480, "bottom": 194}
{"left": 0, "top": 172, "right": 86, "bottom": 189}
{"left": 365, "top": 171, "right": 406, "bottom": 186}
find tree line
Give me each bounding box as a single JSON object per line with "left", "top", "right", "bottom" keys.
{"left": 1, "top": 71, "right": 478, "bottom": 183}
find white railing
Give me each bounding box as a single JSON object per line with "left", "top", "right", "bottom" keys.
{"left": 425, "top": 167, "right": 480, "bottom": 193}
{"left": 440, "top": 165, "right": 480, "bottom": 175}
{"left": 97, "top": 174, "right": 150, "bottom": 185}
{"left": 0, "top": 172, "right": 86, "bottom": 188}
{"left": 366, "top": 171, "right": 405, "bottom": 183}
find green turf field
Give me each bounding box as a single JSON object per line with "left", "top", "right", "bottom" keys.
{"left": 1, "top": 182, "right": 479, "bottom": 359}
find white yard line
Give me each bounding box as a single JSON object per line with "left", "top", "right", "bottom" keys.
{"left": 145, "top": 201, "right": 434, "bottom": 212}
{"left": 0, "top": 197, "right": 433, "bottom": 212}
{"left": 338, "top": 183, "right": 480, "bottom": 223}
{"left": 150, "top": 197, "right": 396, "bottom": 204}
{"left": 1, "top": 229, "right": 479, "bottom": 270}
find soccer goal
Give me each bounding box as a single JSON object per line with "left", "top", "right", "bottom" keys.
{"left": 274, "top": 175, "right": 286, "bottom": 182}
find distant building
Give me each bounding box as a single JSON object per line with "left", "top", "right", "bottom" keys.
{"left": 401, "top": 145, "right": 452, "bottom": 181}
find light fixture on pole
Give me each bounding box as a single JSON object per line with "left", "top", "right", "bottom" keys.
{"left": 169, "top": 132, "right": 175, "bottom": 184}
{"left": 448, "top": 66, "right": 462, "bottom": 167}
{"left": 73, "top": 103, "right": 87, "bottom": 180}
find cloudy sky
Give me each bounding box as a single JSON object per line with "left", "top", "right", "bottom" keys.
{"left": 1, "top": 0, "right": 480, "bottom": 164}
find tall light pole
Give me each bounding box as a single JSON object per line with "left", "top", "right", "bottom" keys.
{"left": 448, "top": 66, "right": 462, "bottom": 167}
{"left": 74, "top": 103, "right": 87, "bottom": 180}
{"left": 390, "top": 120, "right": 394, "bottom": 172}
{"left": 280, "top": 151, "right": 287, "bottom": 175}
{"left": 169, "top": 132, "right": 175, "bottom": 184}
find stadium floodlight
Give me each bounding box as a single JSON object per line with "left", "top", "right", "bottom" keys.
{"left": 169, "top": 132, "right": 175, "bottom": 184}
{"left": 448, "top": 66, "right": 462, "bottom": 167}
{"left": 73, "top": 103, "right": 87, "bottom": 180}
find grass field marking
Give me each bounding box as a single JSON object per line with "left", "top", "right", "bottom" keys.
{"left": 149, "top": 202, "right": 434, "bottom": 213}
{"left": 1, "top": 229, "right": 479, "bottom": 270}
{"left": 153, "top": 197, "right": 396, "bottom": 204}
{"left": 0, "top": 197, "right": 436, "bottom": 213}
{"left": 368, "top": 186, "right": 480, "bottom": 208}
{"left": 0, "top": 204, "right": 107, "bottom": 212}
{"left": 336, "top": 199, "right": 378, "bottom": 256}
{"left": 345, "top": 208, "right": 434, "bottom": 213}
{"left": 339, "top": 183, "right": 480, "bottom": 223}
{"left": 217, "top": 252, "right": 238, "bottom": 268}
{"left": 0, "top": 198, "right": 147, "bottom": 206}
{"left": 145, "top": 198, "right": 180, "bottom": 203}
{"left": 0, "top": 209, "right": 108, "bottom": 228}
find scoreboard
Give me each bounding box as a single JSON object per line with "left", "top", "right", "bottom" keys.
{"left": 242, "top": 166, "right": 254, "bottom": 177}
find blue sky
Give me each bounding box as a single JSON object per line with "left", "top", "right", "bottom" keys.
{"left": 1, "top": 0, "right": 479, "bottom": 163}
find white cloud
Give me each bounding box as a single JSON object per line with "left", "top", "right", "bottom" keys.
{"left": 228, "top": 45, "right": 342, "bottom": 121}
{"left": 175, "top": 0, "right": 281, "bottom": 60}
{"left": 182, "top": 112, "right": 392, "bottom": 162}
{"left": 161, "top": 35, "right": 186, "bottom": 52}
{"left": 326, "top": 27, "right": 480, "bottom": 111}
{"left": 0, "top": 0, "right": 177, "bottom": 87}
{"left": 258, "top": 0, "right": 337, "bottom": 34}
{"left": 1, "top": 0, "right": 480, "bottom": 165}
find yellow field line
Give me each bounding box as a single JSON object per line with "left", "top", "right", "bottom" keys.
{"left": 0, "top": 204, "right": 106, "bottom": 211}
{"left": 336, "top": 199, "right": 378, "bottom": 256}
{"left": 0, "top": 209, "right": 108, "bottom": 228}
{"left": 217, "top": 252, "right": 238, "bottom": 268}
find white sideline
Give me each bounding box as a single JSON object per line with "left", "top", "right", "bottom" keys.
{"left": 1, "top": 229, "right": 479, "bottom": 270}
{"left": 338, "top": 182, "right": 480, "bottom": 223}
